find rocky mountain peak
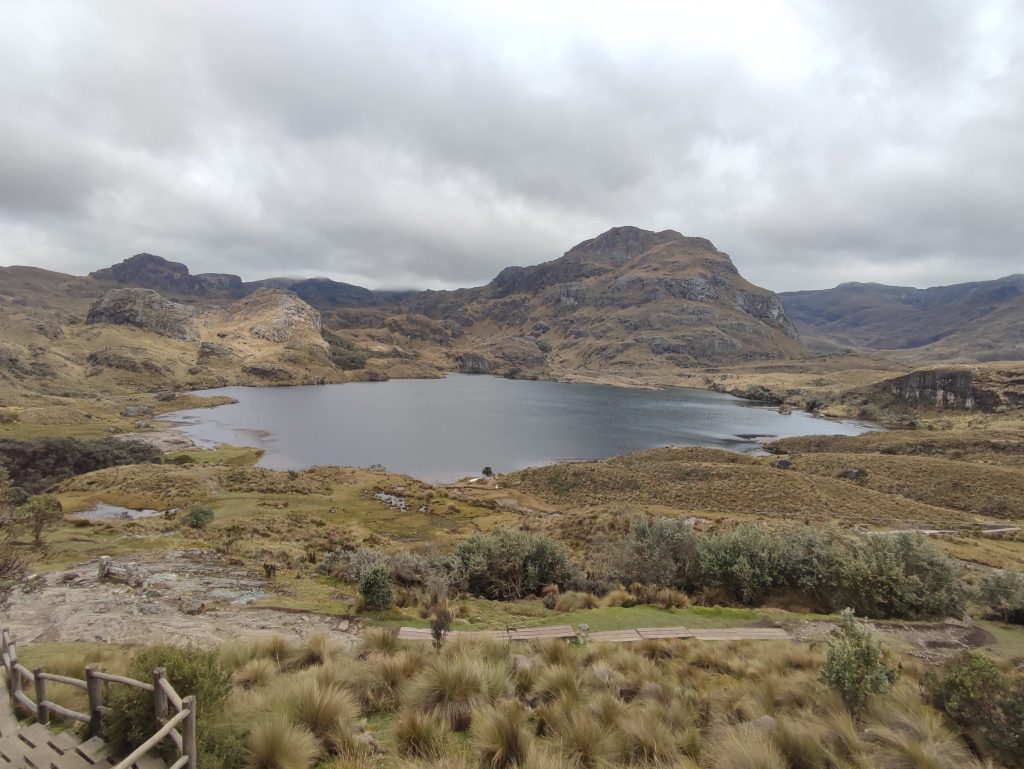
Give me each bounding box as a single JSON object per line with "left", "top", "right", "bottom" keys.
{"left": 91, "top": 253, "right": 245, "bottom": 297}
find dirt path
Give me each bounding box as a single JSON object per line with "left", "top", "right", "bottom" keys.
{"left": 6, "top": 550, "right": 359, "bottom": 648}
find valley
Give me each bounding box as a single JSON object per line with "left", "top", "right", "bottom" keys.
{"left": 3, "top": 226, "right": 1024, "bottom": 769}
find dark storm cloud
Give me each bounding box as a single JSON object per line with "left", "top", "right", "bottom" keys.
{"left": 0, "top": 0, "right": 1021, "bottom": 291}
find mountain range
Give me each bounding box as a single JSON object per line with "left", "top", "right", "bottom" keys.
{"left": 2, "top": 226, "right": 1022, "bottom": 404}
{"left": 781, "top": 275, "right": 1024, "bottom": 362}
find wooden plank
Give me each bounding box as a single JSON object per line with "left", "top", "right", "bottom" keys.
{"left": 635, "top": 627, "right": 693, "bottom": 640}
{"left": 508, "top": 626, "right": 575, "bottom": 639}
{"left": 589, "top": 630, "right": 643, "bottom": 642}
{"left": 690, "top": 628, "right": 790, "bottom": 641}
{"left": 90, "top": 673, "right": 153, "bottom": 692}
{"left": 396, "top": 628, "right": 432, "bottom": 641}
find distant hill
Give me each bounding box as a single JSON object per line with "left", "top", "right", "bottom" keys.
{"left": 780, "top": 275, "right": 1024, "bottom": 362}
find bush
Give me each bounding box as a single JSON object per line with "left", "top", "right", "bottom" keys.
{"left": 927, "top": 651, "right": 1024, "bottom": 766}
{"left": 979, "top": 569, "right": 1024, "bottom": 623}
{"left": 835, "top": 532, "right": 965, "bottom": 619}
{"left": 103, "top": 645, "right": 239, "bottom": 769}
{"left": 456, "top": 528, "right": 579, "bottom": 600}
{"left": 818, "top": 609, "right": 897, "bottom": 713}
{"left": 599, "top": 517, "right": 698, "bottom": 590}
{"left": 320, "top": 546, "right": 385, "bottom": 582}
{"left": 600, "top": 520, "right": 965, "bottom": 620}
{"left": 359, "top": 563, "right": 394, "bottom": 611}
{"left": 184, "top": 503, "right": 215, "bottom": 530}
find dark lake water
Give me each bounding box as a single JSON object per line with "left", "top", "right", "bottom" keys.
{"left": 168, "top": 374, "right": 875, "bottom": 482}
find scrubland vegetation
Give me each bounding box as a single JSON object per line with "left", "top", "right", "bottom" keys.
{"left": 322, "top": 522, "right": 966, "bottom": 621}
{"left": 19, "top": 621, "right": 1017, "bottom": 769}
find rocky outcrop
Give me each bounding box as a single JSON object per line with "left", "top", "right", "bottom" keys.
{"left": 876, "top": 366, "right": 1024, "bottom": 410}
{"left": 86, "top": 288, "right": 199, "bottom": 341}
{"left": 456, "top": 353, "right": 496, "bottom": 374}
{"left": 214, "top": 289, "right": 326, "bottom": 347}
{"left": 91, "top": 253, "right": 246, "bottom": 297}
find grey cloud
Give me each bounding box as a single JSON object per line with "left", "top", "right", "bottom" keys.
{"left": 0, "top": 0, "right": 1021, "bottom": 292}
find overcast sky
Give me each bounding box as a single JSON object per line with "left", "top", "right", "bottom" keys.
{"left": 1, "top": 1, "right": 1022, "bottom": 292}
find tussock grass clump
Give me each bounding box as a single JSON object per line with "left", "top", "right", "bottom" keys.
{"left": 288, "top": 680, "right": 361, "bottom": 741}
{"left": 247, "top": 715, "right": 321, "bottom": 769}
{"left": 395, "top": 709, "right": 450, "bottom": 759}
{"left": 600, "top": 588, "right": 635, "bottom": 608}
{"left": 234, "top": 658, "right": 277, "bottom": 690}
{"left": 359, "top": 627, "right": 400, "bottom": 656}
{"left": 533, "top": 664, "right": 581, "bottom": 704}
{"left": 256, "top": 636, "right": 298, "bottom": 668}
{"left": 287, "top": 632, "right": 336, "bottom": 670}
{"left": 865, "top": 690, "right": 980, "bottom": 769}
{"left": 472, "top": 700, "right": 533, "bottom": 769}
{"left": 704, "top": 725, "right": 786, "bottom": 769}
{"left": 408, "top": 656, "right": 488, "bottom": 730}
{"left": 550, "top": 709, "right": 618, "bottom": 769}
{"left": 534, "top": 638, "right": 577, "bottom": 667}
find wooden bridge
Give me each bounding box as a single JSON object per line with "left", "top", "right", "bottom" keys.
{"left": 396, "top": 624, "right": 791, "bottom": 643}
{"left": 1, "top": 628, "right": 194, "bottom": 769}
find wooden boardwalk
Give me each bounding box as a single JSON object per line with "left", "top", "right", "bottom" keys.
{"left": 397, "top": 625, "right": 790, "bottom": 643}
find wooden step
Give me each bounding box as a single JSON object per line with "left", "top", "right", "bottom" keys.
{"left": 74, "top": 738, "right": 109, "bottom": 766}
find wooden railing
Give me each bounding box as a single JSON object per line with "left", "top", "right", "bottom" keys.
{"left": 1, "top": 627, "right": 196, "bottom": 769}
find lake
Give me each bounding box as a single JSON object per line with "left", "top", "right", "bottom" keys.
{"left": 168, "top": 374, "right": 875, "bottom": 482}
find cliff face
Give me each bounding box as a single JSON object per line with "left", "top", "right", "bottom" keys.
{"left": 876, "top": 365, "right": 1024, "bottom": 410}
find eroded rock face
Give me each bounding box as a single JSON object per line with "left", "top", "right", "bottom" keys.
{"left": 878, "top": 367, "right": 1003, "bottom": 410}
{"left": 86, "top": 288, "right": 199, "bottom": 341}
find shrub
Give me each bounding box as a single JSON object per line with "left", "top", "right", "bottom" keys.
{"left": 184, "top": 502, "right": 215, "bottom": 529}
{"left": 320, "top": 547, "right": 385, "bottom": 582}
{"left": 599, "top": 517, "right": 699, "bottom": 590}
{"left": 360, "top": 564, "right": 394, "bottom": 611}
{"left": 927, "top": 651, "right": 1024, "bottom": 766}
{"left": 471, "top": 700, "right": 532, "bottom": 769}
{"left": 456, "top": 528, "right": 579, "bottom": 600}
{"left": 698, "top": 524, "right": 792, "bottom": 604}
{"left": 818, "top": 610, "right": 897, "bottom": 713}
{"left": 978, "top": 569, "right": 1024, "bottom": 623}
{"left": 836, "top": 532, "right": 965, "bottom": 619}
{"left": 431, "top": 608, "right": 453, "bottom": 653}
{"left": 103, "top": 645, "right": 237, "bottom": 769}
{"left": 247, "top": 715, "right": 320, "bottom": 769}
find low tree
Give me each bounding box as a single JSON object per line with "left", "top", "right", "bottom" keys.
{"left": 819, "top": 608, "right": 897, "bottom": 713}
{"left": 360, "top": 563, "right": 394, "bottom": 610}
{"left": 979, "top": 569, "right": 1024, "bottom": 623}
{"left": 431, "top": 607, "right": 453, "bottom": 652}
{"left": 16, "top": 493, "right": 63, "bottom": 548}
{"left": 0, "top": 466, "right": 26, "bottom": 603}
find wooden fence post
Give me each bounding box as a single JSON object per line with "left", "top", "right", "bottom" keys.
{"left": 181, "top": 695, "right": 197, "bottom": 769}
{"left": 86, "top": 664, "right": 102, "bottom": 737}
{"left": 7, "top": 638, "right": 20, "bottom": 703}
{"left": 153, "top": 667, "right": 168, "bottom": 721}
{"left": 33, "top": 666, "right": 49, "bottom": 726}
